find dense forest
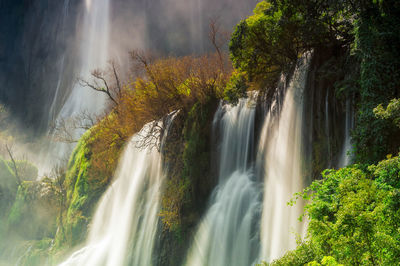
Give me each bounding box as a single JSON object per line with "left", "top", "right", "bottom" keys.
{"left": 0, "top": 0, "right": 400, "bottom": 265}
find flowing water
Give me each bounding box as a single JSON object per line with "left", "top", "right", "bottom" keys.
{"left": 325, "top": 90, "right": 331, "bottom": 167}
{"left": 56, "top": 0, "right": 110, "bottom": 119}
{"left": 339, "top": 97, "right": 354, "bottom": 167}
{"left": 1, "top": 1, "right": 358, "bottom": 265}
{"left": 59, "top": 114, "right": 176, "bottom": 266}
{"left": 259, "top": 54, "right": 311, "bottom": 262}
{"left": 185, "top": 55, "right": 311, "bottom": 265}
{"left": 37, "top": 0, "right": 111, "bottom": 176}
{"left": 185, "top": 95, "right": 262, "bottom": 266}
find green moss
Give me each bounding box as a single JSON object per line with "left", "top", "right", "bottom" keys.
{"left": 61, "top": 131, "right": 92, "bottom": 246}
{"left": 5, "top": 179, "right": 58, "bottom": 242}
{"left": 59, "top": 125, "right": 123, "bottom": 247}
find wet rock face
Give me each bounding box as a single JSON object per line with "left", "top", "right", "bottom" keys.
{"left": 303, "top": 46, "right": 352, "bottom": 178}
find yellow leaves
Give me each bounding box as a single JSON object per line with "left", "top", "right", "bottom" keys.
{"left": 80, "top": 53, "right": 229, "bottom": 200}
{"left": 178, "top": 77, "right": 201, "bottom": 96}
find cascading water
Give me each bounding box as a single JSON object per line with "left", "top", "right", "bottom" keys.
{"left": 59, "top": 114, "right": 176, "bottom": 266}
{"left": 37, "top": 0, "right": 111, "bottom": 175}
{"left": 325, "top": 90, "right": 331, "bottom": 167}
{"left": 259, "top": 54, "right": 311, "bottom": 262}
{"left": 56, "top": 0, "right": 110, "bottom": 118}
{"left": 339, "top": 97, "right": 354, "bottom": 167}
{"left": 185, "top": 95, "right": 262, "bottom": 266}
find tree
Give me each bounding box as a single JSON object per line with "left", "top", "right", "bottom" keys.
{"left": 229, "top": 0, "right": 355, "bottom": 88}
{"left": 280, "top": 156, "right": 400, "bottom": 265}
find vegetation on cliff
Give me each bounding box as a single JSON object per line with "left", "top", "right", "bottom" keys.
{"left": 229, "top": 0, "right": 400, "bottom": 264}
{"left": 52, "top": 49, "right": 232, "bottom": 252}
{"left": 270, "top": 154, "right": 400, "bottom": 265}
{"left": 2, "top": 0, "right": 400, "bottom": 264}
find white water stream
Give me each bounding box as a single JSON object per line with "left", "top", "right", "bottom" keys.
{"left": 59, "top": 115, "right": 176, "bottom": 266}
{"left": 259, "top": 54, "right": 311, "bottom": 261}
{"left": 185, "top": 96, "right": 262, "bottom": 266}
{"left": 339, "top": 97, "right": 354, "bottom": 167}
{"left": 56, "top": 0, "right": 110, "bottom": 119}
{"left": 186, "top": 54, "right": 311, "bottom": 265}
{"left": 37, "top": 0, "right": 111, "bottom": 176}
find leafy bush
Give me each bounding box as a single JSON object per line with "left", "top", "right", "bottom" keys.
{"left": 374, "top": 98, "right": 400, "bottom": 129}
{"left": 223, "top": 70, "right": 248, "bottom": 104}
{"left": 277, "top": 155, "right": 400, "bottom": 265}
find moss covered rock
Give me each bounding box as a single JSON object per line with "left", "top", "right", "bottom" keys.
{"left": 7, "top": 179, "right": 58, "bottom": 240}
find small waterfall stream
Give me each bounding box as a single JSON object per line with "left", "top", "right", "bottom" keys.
{"left": 339, "top": 97, "right": 354, "bottom": 167}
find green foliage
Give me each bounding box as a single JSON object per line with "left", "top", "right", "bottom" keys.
{"left": 280, "top": 155, "right": 400, "bottom": 265}
{"left": 229, "top": 0, "right": 354, "bottom": 87}
{"left": 229, "top": 0, "right": 400, "bottom": 164}
{"left": 307, "top": 256, "right": 343, "bottom": 266}
{"left": 351, "top": 1, "right": 400, "bottom": 163}
{"left": 270, "top": 241, "right": 317, "bottom": 265}
{"left": 368, "top": 154, "right": 400, "bottom": 189}
{"left": 374, "top": 98, "right": 400, "bottom": 128}
{"left": 223, "top": 70, "right": 248, "bottom": 104}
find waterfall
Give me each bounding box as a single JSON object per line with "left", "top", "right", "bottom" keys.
{"left": 259, "top": 54, "right": 311, "bottom": 261}
{"left": 57, "top": 0, "right": 110, "bottom": 118}
{"left": 325, "top": 90, "right": 331, "bottom": 167}
{"left": 338, "top": 97, "right": 354, "bottom": 167}
{"left": 185, "top": 95, "right": 262, "bottom": 266}
{"left": 59, "top": 113, "right": 176, "bottom": 266}
{"left": 37, "top": 0, "right": 111, "bottom": 176}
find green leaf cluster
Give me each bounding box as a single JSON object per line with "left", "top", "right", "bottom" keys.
{"left": 274, "top": 155, "right": 400, "bottom": 265}
{"left": 351, "top": 1, "right": 400, "bottom": 163}
{"left": 229, "top": 0, "right": 354, "bottom": 88}
{"left": 223, "top": 70, "right": 248, "bottom": 104}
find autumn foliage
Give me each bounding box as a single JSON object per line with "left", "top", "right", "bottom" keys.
{"left": 85, "top": 52, "right": 230, "bottom": 186}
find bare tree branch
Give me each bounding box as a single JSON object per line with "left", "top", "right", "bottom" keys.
{"left": 51, "top": 110, "right": 99, "bottom": 143}
{"left": 110, "top": 60, "right": 122, "bottom": 99}
{"left": 78, "top": 74, "right": 118, "bottom": 105}
{"left": 209, "top": 17, "right": 229, "bottom": 73}
{"left": 5, "top": 143, "right": 21, "bottom": 185}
